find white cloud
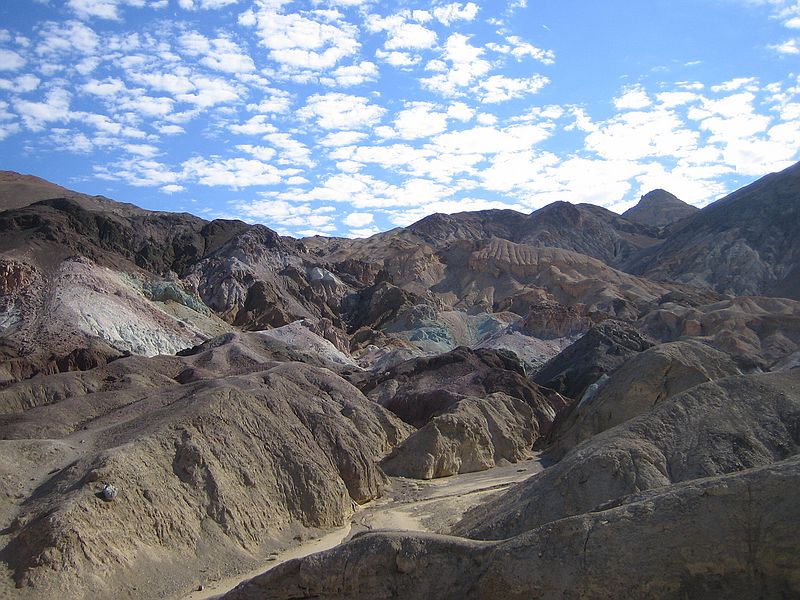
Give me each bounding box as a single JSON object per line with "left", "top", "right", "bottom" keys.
{"left": 374, "top": 49, "right": 421, "bottom": 67}
{"left": 180, "top": 32, "right": 255, "bottom": 73}
{"left": 585, "top": 109, "right": 699, "bottom": 161}
{"left": 478, "top": 74, "right": 549, "bottom": 103}
{"left": 297, "top": 93, "right": 386, "bottom": 129}
{"left": 0, "top": 49, "right": 26, "bottom": 71}
{"left": 322, "top": 61, "right": 378, "bottom": 87}
{"left": 95, "top": 158, "right": 181, "bottom": 187}
{"left": 277, "top": 172, "right": 451, "bottom": 209}
{"left": 176, "top": 76, "right": 241, "bottom": 107}
{"left": 243, "top": 2, "right": 359, "bottom": 72}
{"left": 246, "top": 91, "right": 293, "bottom": 114}
{"left": 614, "top": 86, "right": 652, "bottom": 110}
{"left": 124, "top": 143, "right": 159, "bottom": 157}
{"left": 771, "top": 39, "right": 800, "bottom": 54}
{"left": 385, "top": 23, "right": 437, "bottom": 50}
{"left": 433, "top": 123, "right": 552, "bottom": 155}
{"left": 183, "top": 156, "right": 283, "bottom": 187}
{"left": 0, "top": 73, "right": 40, "bottom": 93}
{"left": 433, "top": 2, "right": 479, "bottom": 25}
{"left": 236, "top": 144, "right": 277, "bottom": 161}
{"left": 393, "top": 102, "right": 449, "bottom": 139}
{"left": 36, "top": 20, "right": 99, "bottom": 56}
{"left": 230, "top": 114, "right": 277, "bottom": 136}
{"left": 82, "top": 77, "right": 127, "bottom": 97}
{"left": 318, "top": 130, "right": 367, "bottom": 146}
{"left": 67, "top": 0, "right": 135, "bottom": 21}
{"left": 346, "top": 226, "right": 381, "bottom": 238}
{"left": 421, "top": 33, "right": 490, "bottom": 96}
{"left": 158, "top": 124, "right": 184, "bottom": 135}
{"left": 656, "top": 91, "right": 700, "bottom": 108}
{"left": 232, "top": 196, "right": 336, "bottom": 233}
{"left": 342, "top": 211, "right": 374, "bottom": 227}
{"left": 487, "top": 35, "right": 555, "bottom": 65}
{"left": 161, "top": 184, "right": 185, "bottom": 193}
{"left": 179, "top": 0, "right": 239, "bottom": 9}
{"left": 264, "top": 132, "right": 315, "bottom": 167}
{"left": 711, "top": 77, "right": 759, "bottom": 92}
{"left": 13, "top": 88, "right": 72, "bottom": 130}
{"left": 447, "top": 102, "right": 474, "bottom": 121}
{"left": 120, "top": 94, "right": 174, "bottom": 117}
{"left": 129, "top": 71, "right": 195, "bottom": 95}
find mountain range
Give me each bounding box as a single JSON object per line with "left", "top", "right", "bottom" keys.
{"left": 0, "top": 163, "right": 798, "bottom": 599}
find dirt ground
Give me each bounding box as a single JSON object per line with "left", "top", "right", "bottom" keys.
{"left": 180, "top": 456, "right": 546, "bottom": 600}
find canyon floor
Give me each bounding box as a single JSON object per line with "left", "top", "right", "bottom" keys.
{"left": 183, "top": 457, "right": 544, "bottom": 600}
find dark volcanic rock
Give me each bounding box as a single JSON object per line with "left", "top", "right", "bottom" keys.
{"left": 622, "top": 189, "right": 699, "bottom": 228}
{"left": 628, "top": 162, "right": 800, "bottom": 299}
{"left": 361, "top": 346, "right": 563, "bottom": 433}
{"left": 532, "top": 320, "right": 655, "bottom": 399}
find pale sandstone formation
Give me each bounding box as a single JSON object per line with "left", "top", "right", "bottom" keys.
{"left": 545, "top": 340, "right": 741, "bottom": 457}
{"left": 458, "top": 370, "right": 800, "bottom": 540}
{"left": 380, "top": 393, "right": 536, "bottom": 479}
{"left": 0, "top": 363, "right": 411, "bottom": 599}
{"left": 222, "top": 457, "right": 800, "bottom": 600}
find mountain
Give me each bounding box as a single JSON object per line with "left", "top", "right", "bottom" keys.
{"left": 622, "top": 188, "right": 699, "bottom": 228}
{"left": 628, "top": 162, "right": 800, "bottom": 299}
{"left": 408, "top": 200, "right": 662, "bottom": 267}
{"left": 1, "top": 166, "right": 800, "bottom": 599}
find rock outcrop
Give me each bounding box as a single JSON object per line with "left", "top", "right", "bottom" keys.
{"left": 532, "top": 320, "right": 655, "bottom": 399}
{"left": 545, "top": 340, "right": 741, "bottom": 456}
{"left": 622, "top": 189, "right": 699, "bottom": 228}
{"left": 0, "top": 363, "right": 411, "bottom": 598}
{"left": 628, "top": 162, "right": 800, "bottom": 299}
{"left": 380, "top": 393, "right": 536, "bottom": 479}
{"left": 223, "top": 456, "right": 800, "bottom": 600}
{"left": 359, "top": 346, "right": 564, "bottom": 434}
{"left": 458, "top": 370, "right": 800, "bottom": 540}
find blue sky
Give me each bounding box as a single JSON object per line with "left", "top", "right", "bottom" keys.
{"left": 0, "top": 0, "right": 798, "bottom": 237}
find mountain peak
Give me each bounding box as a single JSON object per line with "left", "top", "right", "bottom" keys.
{"left": 622, "top": 189, "right": 699, "bottom": 227}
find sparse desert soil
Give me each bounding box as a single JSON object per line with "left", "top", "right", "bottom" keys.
{"left": 180, "top": 457, "right": 545, "bottom": 600}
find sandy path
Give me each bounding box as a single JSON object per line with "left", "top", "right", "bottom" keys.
{"left": 180, "top": 455, "right": 546, "bottom": 600}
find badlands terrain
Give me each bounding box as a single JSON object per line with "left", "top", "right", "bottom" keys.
{"left": 0, "top": 164, "right": 798, "bottom": 599}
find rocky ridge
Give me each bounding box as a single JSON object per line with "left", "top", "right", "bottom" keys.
{"left": 2, "top": 164, "right": 800, "bottom": 599}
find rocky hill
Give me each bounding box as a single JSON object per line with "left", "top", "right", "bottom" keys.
{"left": 1, "top": 165, "right": 799, "bottom": 599}
{"left": 622, "top": 188, "right": 699, "bottom": 228}
{"left": 628, "top": 162, "right": 800, "bottom": 299}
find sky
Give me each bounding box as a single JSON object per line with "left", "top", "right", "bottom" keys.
{"left": 0, "top": 0, "right": 798, "bottom": 238}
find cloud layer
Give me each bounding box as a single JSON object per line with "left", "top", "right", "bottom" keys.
{"left": 0, "top": 1, "right": 799, "bottom": 236}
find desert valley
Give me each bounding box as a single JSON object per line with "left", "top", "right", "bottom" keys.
{"left": 0, "top": 163, "right": 798, "bottom": 599}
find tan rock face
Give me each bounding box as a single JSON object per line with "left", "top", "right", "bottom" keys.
{"left": 222, "top": 458, "right": 800, "bottom": 600}
{"left": 381, "top": 393, "right": 537, "bottom": 479}
{"left": 545, "top": 340, "right": 742, "bottom": 457}
{"left": 0, "top": 362, "right": 411, "bottom": 598}
{"left": 458, "top": 370, "right": 800, "bottom": 541}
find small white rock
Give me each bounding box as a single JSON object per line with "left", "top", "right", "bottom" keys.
{"left": 101, "top": 483, "right": 118, "bottom": 501}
